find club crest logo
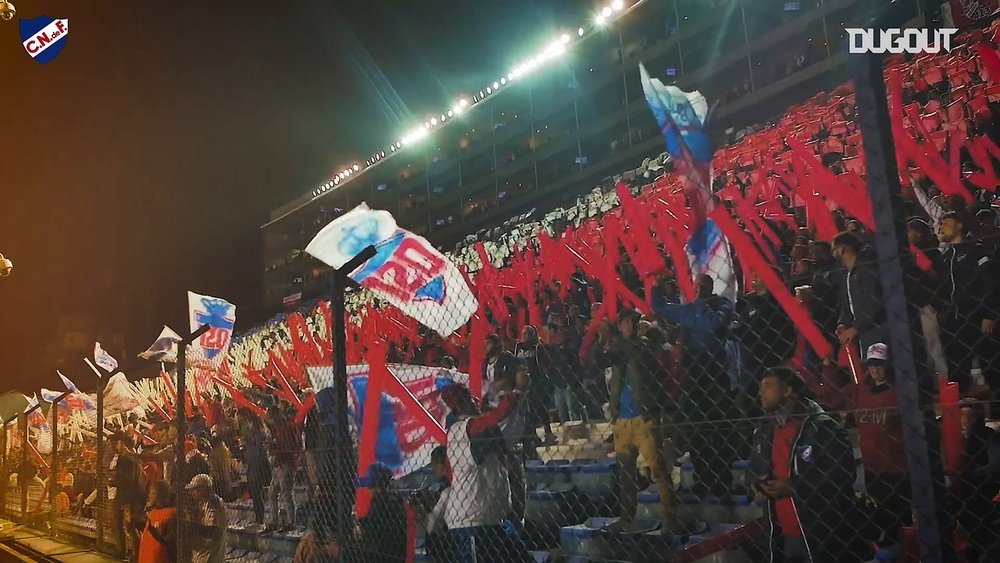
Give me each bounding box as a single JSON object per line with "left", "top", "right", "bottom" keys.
{"left": 799, "top": 445, "right": 815, "bottom": 463}
{"left": 19, "top": 15, "right": 68, "bottom": 64}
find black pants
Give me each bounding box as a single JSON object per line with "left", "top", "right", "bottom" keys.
{"left": 865, "top": 472, "right": 912, "bottom": 544}
{"left": 942, "top": 320, "right": 1000, "bottom": 398}
{"left": 248, "top": 476, "right": 267, "bottom": 523}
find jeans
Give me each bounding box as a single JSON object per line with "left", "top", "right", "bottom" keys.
{"left": 268, "top": 463, "right": 295, "bottom": 526}
{"left": 553, "top": 386, "right": 581, "bottom": 423}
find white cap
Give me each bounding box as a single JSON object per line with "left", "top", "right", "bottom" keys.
{"left": 865, "top": 343, "right": 889, "bottom": 363}
{"left": 185, "top": 473, "right": 213, "bottom": 490}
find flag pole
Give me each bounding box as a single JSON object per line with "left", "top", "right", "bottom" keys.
{"left": 329, "top": 245, "right": 376, "bottom": 542}
{"left": 175, "top": 323, "right": 210, "bottom": 563}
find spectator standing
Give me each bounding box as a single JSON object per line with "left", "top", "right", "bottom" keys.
{"left": 655, "top": 274, "right": 735, "bottom": 497}
{"left": 358, "top": 464, "right": 407, "bottom": 563}
{"left": 751, "top": 367, "right": 864, "bottom": 561}
{"left": 832, "top": 231, "right": 887, "bottom": 358}
{"left": 138, "top": 480, "right": 177, "bottom": 563}
{"left": 264, "top": 405, "right": 299, "bottom": 533}
{"left": 848, "top": 343, "right": 911, "bottom": 546}
{"left": 735, "top": 274, "right": 796, "bottom": 381}
{"left": 243, "top": 414, "right": 271, "bottom": 526}
{"left": 608, "top": 311, "right": 679, "bottom": 532}
{"left": 934, "top": 212, "right": 1000, "bottom": 397}
{"left": 440, "top": 381, "right": 532, "bottom": 563}
{"left": 515, "top": 325, "right": 558, "bottom": 446}
{"left": 110, "top": 433, "right": 145, "bottom": 561}
{"left": 184, "top": 474, "right": 227, "bottom": 563}
{"left": 545, "top": 323, "right": 584, "bottom": 423}
{"left": 482, "top": 334, "right": 519, "bottom": 406}
{"left": 953, "top": 399, "right": 1000, "bottom": 562}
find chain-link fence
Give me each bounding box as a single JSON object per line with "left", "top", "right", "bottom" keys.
{"left": 9, "top": 12, "right": 1000, "bottom": 563}
{"left": 186, "top": 23, "right": 999, "bottom": 563}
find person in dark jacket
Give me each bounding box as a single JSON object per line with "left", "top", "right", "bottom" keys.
{"left": 655, "top": 274, "right": 735, "bottom": 496}
{"left": 545, "top": 323, "right": 584, "bottom": 423}
{"left": 954, "top": 399, "right": 1000, "bottom": 562}
{"left": 832, "top": 232, "right": 887, "bottom": 358}
{"left": 751, "top": 367, "right": 865, "bottom": 562}
{"left": 608, "top": 313, "right": 679, "bottom": 531}
{"left": 934, "top": 212, "right": 1000, "bottom": 397}
{"left": 358, "top": 464, "right": 407, "bottom": 563}
{"left": 736, "top": 274, "right": 796, "bottom": 380}
{"left": 483, "top": 333, "right": 520, "bottom": 406}
{"left": 514, "top": 326, "right": 557, "bottom": 446}
{"left": 243, "top": 415, "right": 271, "bottom": 525}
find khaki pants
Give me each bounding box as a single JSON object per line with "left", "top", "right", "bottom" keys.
{"left": 613, "top": 416, "right": 675, "bottom": 522}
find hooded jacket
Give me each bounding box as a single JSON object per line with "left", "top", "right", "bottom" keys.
{"left": 837, "top": 252, "right": 887, "bottom": 351}
{"left": 750, "top": 398, "right": 865, "bottom": 562}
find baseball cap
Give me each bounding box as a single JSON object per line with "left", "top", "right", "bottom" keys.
{"left": 865, "top": 343, "right": 889, "bottom": 364}
{"left": 185, "top": 473, "right": 213, "bottom": 490}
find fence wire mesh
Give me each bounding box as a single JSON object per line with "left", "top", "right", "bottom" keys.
{"left": 7, "top": 13, "right": 1000, "bottom": 563}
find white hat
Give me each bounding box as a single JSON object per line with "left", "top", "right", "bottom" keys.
{"left": 185, "top": 473, "right": 213, "bottom": 490}
{"left": 865, "top": 343, "right": 889, "bottom": 363}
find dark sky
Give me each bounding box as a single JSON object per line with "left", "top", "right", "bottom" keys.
{"left": 0, "top": 0, "right": 583, "bottom": 391}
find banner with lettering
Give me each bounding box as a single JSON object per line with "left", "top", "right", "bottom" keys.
{"left": 187, "top": 291, "right": 236, "bottom": 364}
{"left": 305, "top": 203, "right": 478, "bottom": 336}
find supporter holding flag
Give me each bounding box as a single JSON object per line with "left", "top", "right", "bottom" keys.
{"left": 440, "top": 378, "right": 532, "bottom": 563}
{"left": 847, "top": 343, "right": 911, "bottom": 547}
{"left": 751, "top": 367, "right": 866, "bottom": 561}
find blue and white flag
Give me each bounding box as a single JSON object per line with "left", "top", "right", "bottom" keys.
{"left": 305, "top": 203, "right": 478, "bottom": 336}
{"left": 94, "top": 342, "right": 119, "bottom": 373}
{"left": 188, "top": 292, "right": 236, "bottom": 362}
{"left": 639, "top": 64, "right": 736, "bottom": 301}
{"left": 52, "top": 371, "right": 97, "bottom": 411}
{"left": 138, "top": 325, "right": 182, "bottom": 362}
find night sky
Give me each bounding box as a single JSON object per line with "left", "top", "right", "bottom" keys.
{"left": 0, "top": 0, "right": 584, "bottom": 391}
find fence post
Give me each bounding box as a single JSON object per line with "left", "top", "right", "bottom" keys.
{"left": 85, "top": 357, "right": 121, "bottom": 552}
{"left": 18, "top": 412, "right": 27, "bottom": 522}
{"left": 1, "top": 417, "right": 9, "bottom": 519}
{"left": 850, "top": 49, "right": 950, "bottom": 561}
{"left": 50, "top": 397, "right": 58, "bottom": 532}
{"left": 329, "top": 245, "right": 376, "bottom": 543}
{"left": 175, "top": 324, "right": 211, "bottom": 563}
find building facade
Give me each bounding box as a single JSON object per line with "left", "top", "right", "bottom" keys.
{"left": 261, "top": 0, "right": 918, "bottom": 311}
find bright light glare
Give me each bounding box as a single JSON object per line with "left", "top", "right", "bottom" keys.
{"left": 353, "top": 164, "right": 360, "bottom": 172}
{"left": 602, "top": 6, "right": 613, "bottom": 16}
{"left": 561, "top": 33, "right": 570, "bottom": 44}
{"left": 447, "top": 110, "right": 454, "bottom": 117}
{"left": 430, "top": 117, "right": 438, "bottom": 126}
{"left": 612, "top": 0, "right": 624, "bottom": 10}
{"left": 334, "top": 176, "right": 341, "bottom": 184}
{"left": 459, "top": 99, "right": 469, "bottom": 108}
{"left": 579, "top": 27, "right": 585, "bottom": 36}
{"left": 500, "top": 77, "right": 507, "bottom": 86}
{"left": 596, "top": 14, "right": 607, "bottom": 25}
{"left": 486, "top": 86, "right": 492, "bottom": 94}
{"left": 493, "top": 81, "right": 499, "bottom": 89}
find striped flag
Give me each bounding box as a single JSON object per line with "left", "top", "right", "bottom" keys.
{"left": 639, "top": 64, "right": 736, "bottom": 301}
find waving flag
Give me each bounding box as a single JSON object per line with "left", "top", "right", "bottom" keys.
{"left": 94, "top": 342, "right": 119, "bottom": 373}
{"left": 306, "top": 203, "right": 478, "bottom": 336}
{"left": 639, "top": 64, "right": 736, "bottom": 301}
{"left": 138, "top": 325, "right": 182, "bottom": 362}
{"left": 53, "top": 371, "right": 97, "bottom": 411}
{"left": 188, "top": 292, "right": 236, "bottom": 363}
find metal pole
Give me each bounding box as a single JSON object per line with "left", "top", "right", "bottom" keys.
{"left": 330, "top": 246, "right": 376, "bottom": 543}
{"left": 850, "top": 49, "right": 949, "bottom": 562}
{"left": 18, "top": 412, "right": 27, "bottom": 522}
{"left": 95, "top": 369, "right": 106, "bottom": 548}
{"left": 175, "top": 324, "right": 210, "bottom": 563}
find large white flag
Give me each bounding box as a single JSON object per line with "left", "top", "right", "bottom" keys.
{"left": 94, "top": 342, "right": 119, "bottom": 373}
{"left": 305, "top": 203, "right": 478, "bottom": 336}
{"left": 187, "top": 292, "right": 236, "bottom": 363}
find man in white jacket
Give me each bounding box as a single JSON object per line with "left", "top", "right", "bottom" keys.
{"left": 439, "top": 373, "right": 532, "bottom": 563}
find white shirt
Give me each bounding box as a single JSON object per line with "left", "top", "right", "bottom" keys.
{"left": 444, "top": 418, "right": 510, "bottom": 530}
